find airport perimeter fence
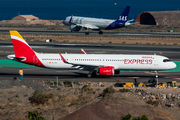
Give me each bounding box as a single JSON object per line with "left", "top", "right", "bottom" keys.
{"left": 42, "top": 80, "right": 84, "bottom": 88}
{"left": 1, "top": 34, "right": 180, "bottom": 41}
{"left": 0, "top": 79, "right": 47, "bottom": 92}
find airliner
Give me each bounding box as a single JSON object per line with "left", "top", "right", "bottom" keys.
{"left": 7, "top": 31, "right": 176, "bottom": 77}
{"left": 63, "top": 6, "right": 134, "bottom": 35}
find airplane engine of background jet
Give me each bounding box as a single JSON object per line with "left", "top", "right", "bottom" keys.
{"left": 70, "top": 25, "right": 81, "bottom": 32}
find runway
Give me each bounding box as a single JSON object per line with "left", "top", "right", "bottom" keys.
{"left": 0, "top": 67, "right": 180, "bottom": 83}
{"left": 1, "top": 41, "right": 180, "bottom": 61}
{"left": 0, "top": 41, "right": 180, "bottom": 82}
{"left": 0, "top": 29, "right": 180, "bottom": 36}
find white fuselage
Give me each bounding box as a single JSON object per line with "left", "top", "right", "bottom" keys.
{"left": 63, "top": 16, "right": 115, "bottom": 30}
{"left": 36, "top": 53, "right": 176, "bottom": 71}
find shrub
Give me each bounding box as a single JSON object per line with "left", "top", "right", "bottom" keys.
{"left": 74, "top": 81, "right": 80, "bottom": 85}
{"left": 132, "top": 115, "right": 149, "bottom": 120}
{"left": 119, "top": 88, "right": 130, "bottom": 92}
{"left": 103, "top": 86, "right": 116, "bottom": 95}
{"left": 28, "top": 111, "right": 45, "bottom": 120}
{"left": 121, "top": 114, "right": 149, "bottom": 120}
{"left": 53, "top": 81, "right": 62, "bottom": 85}
{"left": 121, "top": 114, "right": 131, "bottom": 120}
{"left": 63, "top": 80, "right": 72, "bottom": 87}
{"left": 29, "top": 90, "right": 54, "bottom": 105}
{"left": 82, "top": 85, "right": 94, "bottom": 92}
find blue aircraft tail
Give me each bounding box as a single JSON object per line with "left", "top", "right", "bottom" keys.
{"left": 117, "top": 6, "right": 130, "bottom": 23}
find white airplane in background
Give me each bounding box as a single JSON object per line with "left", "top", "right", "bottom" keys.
{"left": 7, "top": 31, "right": 176, "bottom": 77}
{"left": 63, "top": 6, "right": 134, "bottom": 35}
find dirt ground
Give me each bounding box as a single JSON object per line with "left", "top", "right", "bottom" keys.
{"left": 0, "top": 80, "right": 180, "bottom": 120}
{"left": 1, "top": 32, "right": 180, "bottom": 45}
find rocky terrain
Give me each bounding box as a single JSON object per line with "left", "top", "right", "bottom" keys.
{"left": 0, "top": 79, "right": 180, "bottom": 120}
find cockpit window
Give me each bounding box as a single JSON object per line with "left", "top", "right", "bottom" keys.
{"left": 163, "top": 59, "right": 171, "bottom": 62}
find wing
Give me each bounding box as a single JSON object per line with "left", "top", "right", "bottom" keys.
{"left": 76, "top": 24, "right": 99, "bottom": 30}
{"left": 59, "top": 53, "right": 102, "bottom": 67}
{"left": 59, "top": 54, "right": 118, "bottom": 70}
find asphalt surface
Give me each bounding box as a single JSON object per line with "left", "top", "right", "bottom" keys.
{"left": 0, "top": 29, "right": 180, "bottom": 36}
{"left": 0, "top": 41, "right": 180, "bottom": 82}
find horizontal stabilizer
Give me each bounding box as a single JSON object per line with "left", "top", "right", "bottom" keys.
{"left": 7, "top": 54, "right": 26, "bottom": 61}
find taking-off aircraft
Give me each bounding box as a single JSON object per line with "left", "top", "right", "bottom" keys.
{"left": 7, "top": 31, "right": 176, "bottom": 77}
{"left": 63, "top": 6, "right": 134, "bottom": 35}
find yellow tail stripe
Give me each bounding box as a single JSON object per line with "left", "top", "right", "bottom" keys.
{"left": 9, "top": 30, "right": 25, "bottom": 41}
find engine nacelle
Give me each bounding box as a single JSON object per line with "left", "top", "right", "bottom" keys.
{"left": 70, "top": 25, "right": 81, "bottom": 31}
{"left": 99, "top": 66, "right": 114, "bottom": 76}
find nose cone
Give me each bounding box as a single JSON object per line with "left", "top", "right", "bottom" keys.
{"left": 172, "top": 62, "right": 177, "bottom": 69}
{"left": 62, "top": 20, "right": 65, "bottom": 24}
{"left": 62, "top": 19, "right": 69, "bottom": 26}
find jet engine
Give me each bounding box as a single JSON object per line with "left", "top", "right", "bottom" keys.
{"left": 70, "top": 25, "right": 81, "bottom": 32}
{"left": 98, "top": 66, "right": 114, "bottom": 76}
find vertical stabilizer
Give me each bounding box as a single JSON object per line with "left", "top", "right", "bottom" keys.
{"left": 10, "top": 30, "right": 35, "bottom": 57}
{"left": 117, "top": 6, "right": 130, "bottom": 22}
{"left": 9, "top": 30, "right": 45, "bottom": 67}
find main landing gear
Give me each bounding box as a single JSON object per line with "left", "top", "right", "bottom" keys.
{"left": 87, "top": 71, "right": 97, "bottom": 77}
{"left": 84, "top": 30, "right": 103, "bottom": 35}
{"left": 85, "top": 28, "right": 89, "bottom": 35}
{"left": 155, "top": 71, "right": 158, "bottom": 87}
{"left": 99, "top": 30, "right": 103, "bottom": 34}
{"left": 85, "top": 31, "right": 89, "bottom": 35}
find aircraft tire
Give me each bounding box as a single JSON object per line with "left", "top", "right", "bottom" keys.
{"left": 85, "top": 32, "right": 89, "bottom": 35}
{"left": 99, "top": 31, "right": 103, "bottom": 34}
{"left": 92, "top": 72, "right": 97, "bottom": 77}
{"left": 87, "top": 74, "right": 91, "bottom": 78}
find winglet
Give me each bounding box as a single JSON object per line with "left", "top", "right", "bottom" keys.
{"left": 59, "top": 53, "right": 68, "bottom": 63}
{"left": 81, "top": 48, "right": 86, "bottom": 54}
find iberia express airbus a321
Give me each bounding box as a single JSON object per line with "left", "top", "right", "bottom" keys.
{"left": 7, "top": 31, "right": 176, "bottom": 77}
